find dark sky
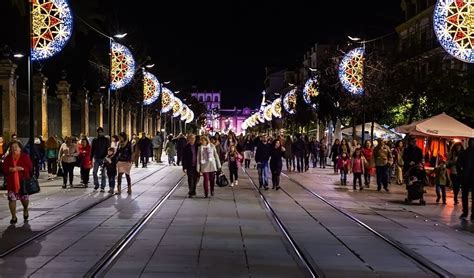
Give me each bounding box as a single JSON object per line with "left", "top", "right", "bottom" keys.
{"left": 1, "top": 0, "right": 403, "bottom": 109}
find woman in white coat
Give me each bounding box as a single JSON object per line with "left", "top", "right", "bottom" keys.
{"left": 197, "top": 136, "right": 221, "bottom": 198}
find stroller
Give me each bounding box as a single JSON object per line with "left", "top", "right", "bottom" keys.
{"left": 404, "top": 164, "right": 427, "bottom": 205}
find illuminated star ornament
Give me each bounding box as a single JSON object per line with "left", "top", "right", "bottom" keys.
{"left": 143, "top": 72, "right": 160, "bottom": 106}
{"left": 283, "top": 89, "right": 297, "bottom": 115}
{"left": 31, "top": 0, "right": 73, "bottom": 61}
{"left": 161, "top": 87, "right": 174, "bottom": 113}
{"left": 338, "top": 47, "right": 365, "bottom": 95}
{"left": 303, "top": 76, "right": 320, "bottom": 104}
{"left": 434, "top": 0, "right": 474, "bottom": 63}
{"left": 110, "top": 42, "right": 136, "bottom": 90}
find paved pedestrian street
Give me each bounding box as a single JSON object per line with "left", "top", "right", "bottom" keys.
{"left": 1, "top": 163, "right": 473, "bottom": 277}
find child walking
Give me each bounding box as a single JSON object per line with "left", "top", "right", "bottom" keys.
{"left": 434, "top": 159, "right": 449, "bottom": 204}
{"left": 351, "top": 148, "right": 366, "bottom": 191}
{"left": 337, "top": 152, "right": 350, "bottom": 186}
{"left": 226, "top": 145, "right": 242, "bottom": 187}
{"left": 104, "top": 147, "right": 118, "bottom": 194}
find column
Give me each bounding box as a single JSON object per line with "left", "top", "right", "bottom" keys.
{"left": 131, "top": 112, "right": 137, "bottom": 135}
{"left": 93, "top": 94, "right": 103, "bottom": 129}
{"left": 119, "top": 102, "right": 124, "bottom": 133}
{"left": 143, "top": 112, "right": 149, "bottom": 135}
{"left": 125, "top": 104, "right": 132, "bottom": 137}
{"left": 33, "top": 72, "right": 48, "bottom": 138}
{"left": 78, "top": 88, "right": 89, "bottom": 136}
{"left": 56, "top": 80, "right": 72, "bottom": 138}
{"left": 0, "top": 58, "right": 18, "bottom": 137}
{"left": 114, "top": 99, "right": 120, "bottom": 134}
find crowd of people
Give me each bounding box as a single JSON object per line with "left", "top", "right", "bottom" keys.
{"left": 1, "top": 129, "right": 473, "bottom": 224}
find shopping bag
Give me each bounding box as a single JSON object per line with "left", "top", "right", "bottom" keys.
{"left": 216, "top": 172, "right": 229, "bottom": 187}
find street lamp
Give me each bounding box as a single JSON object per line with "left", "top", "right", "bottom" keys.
{"left": 113, "top": 33, "right": 128, "bottom": 39}
{"left": 13, "top": 53, "right": 24, "bottom": 58}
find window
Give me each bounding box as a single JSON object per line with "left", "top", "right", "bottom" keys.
{"left": 214, "top": 96, "right": 219, "bottom": 102}
{"left": 207, "top": 96, "right": 211, "bottom": 102}
{"left": 199, "top": 96, "right": 203, "bottom": 101}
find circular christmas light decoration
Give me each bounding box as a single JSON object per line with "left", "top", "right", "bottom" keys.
{"left": 186, "top": 110, "right": 194, "bottom": 124}
{"left": 338, "top": 47, "right": 365, "bottom": 95}
{"left": 241, "top": 121, "right": 248, "bottom": 130}
{"left": 264, "top": 104, "right": 273, "bottom": 122}
{"left": 143, "top": 72, "right": 161, "bottom": 106}
{"left": 31, "top": 0, "right": 73, "bottom": 61}
{"left": 283, "top": 89, "right": 297, "bottom": 115}
{"left": 110, "top": 42, "right": 136, "bottom": 90}
{"left": 303, "top": 77, "right": 320, "bottom": 104}
{"left": 257, "top": 110, "right": 265, "bottom": 123}
{"left": 161, "top": 87, "right": 174, "bottom": 113}
{"left": 172, "top": 97, "right": 183, "bottom": 118}
{"left": 271, "top": 98, "right": 282, "bottom": 118}
{"left": 180, "top": 105, "right": 189, "bottom": 121}
{"left": 434, "top": 0, "right": 474, "bottom": 63}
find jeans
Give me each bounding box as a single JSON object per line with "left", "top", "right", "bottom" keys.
{"left": 319, "top": 155, "right": 326, "bottom": 168}
{"left": 229, "top": 166, "right": 238, "bottom": 183}
{"left": 376, "top": 165, "right": 390, "bottom": 190}
{"left": 340, "top": 170, "right": 348, "bottom": 185}
{"left": 62, "top": 162, "right": 75, "bottom": 186}
{"left": 186, "top": 167, "right": 198, "bottom": 195}
{"left": 47, "top": 158, "right": 58, "bottom": 175}
{"left": 364, "top": 168, "right": 371, "bottom": 186}
{"left": 257, "top": 161, "right": 269, "bottom": 187}
{"left": 296, "top": 156, "right": 304, "bottom": 172}
{"left": 168, "top": 155, "right": 175, "bottom": 165}
{"left": 311, "top": 152, "right": 318, "bottom": 168}
{"left": 108, "top": 174, "right": 116, "bottom": 190}
{"left": 202, "top": 172, "right": 215, "bottom": 196}
{"left": 141, "top": 155, "right": 149, "bottom": 167}
{"left": 451, "top": 174, "right": 461, "bottom": 203}
{"left": 93, "top": 158, "right": 106, "bottom": 189}
{"left": 304, "top": 155, "right": 310, "bottom": 171}
{"left": 177, "top": 152, "right": 183, "bottom": 166}
{"left": 353, "top": 173, "right": 362, "bottom": 189}
{"left": 272, "top": 174, "right": 280, "bottom": 188}
{"left": 436, "top": 184, "right": 446, "bottom": 203}
{"left": 80, "top": 167, "right": 91, "bottom": 186}
{"left": 286, "top": 157, "right": 295, "bottom": 171}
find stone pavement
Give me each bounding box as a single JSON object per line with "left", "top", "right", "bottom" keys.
{"left": 287, "top": 167, "right": 474, "bottom": 277}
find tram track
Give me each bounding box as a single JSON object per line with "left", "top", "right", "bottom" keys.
{"left": 0, "top": 166, "right": 167, "bottom": 258}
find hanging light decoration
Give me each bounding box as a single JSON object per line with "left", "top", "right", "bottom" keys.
{"left": 271, "top": 98, "right": 282, "bottom": 118}
{"left": 283, "top": 89, "right": 297, "bottom": 114}
{"left": 264, "top": 105, "right": 273, "bottom": 122}
{"left": 161, "top": 87, "right": 174, "bottom": 113}
{"left": 303, "top": 76, "right": 320, "bottom": 104}
{"left": 186, "top": 109, "right": 194, "bottom": 124}
{"left": 180, "top": 105, "right": 189, "bottom": 121}
{"left": 31, "top": 0, "right": 73, "bottom": 61}
{"left": 241, "top": 121, "right": 248, "bottom": 130}
{"left": 143, "top": 72, "right": 161, "bottom": 106}
{"left": 110, "top": 42, "right": 136, "bottom": 90}
{"left": 434, "top": 0, "right": 474, "bottom": 63}
{"left": 172, "top": 97, "right": 183, "bottom": 117}
{"left": 338, "top": 47, "right": 365, "bottom": 95}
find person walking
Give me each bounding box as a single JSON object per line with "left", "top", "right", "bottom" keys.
{"left": 116, "top": 132, "right": 133, "bottom": 194}
{"left": 270, "top": 139, "right": 285, "bottom": 190}
{"left": 311, "top": 137, "right": 320, "bottom": 168}
{"left": 362, "top": 140, "right": 373, "bottom": 187}
{"left": 434, "top": 159, "right": 449, "bottom": 205}
{"left": 91, "top": 127, "right": 110, "bottom": 190}
{"left": 182, "top": 134, "right": 198, "bottom": 198}
{"left": 255, "top": 134, "right": 271, "bottom": 190}
{"left": 371, "top": 138, "right": 393, "bottom": 192}
{"left": 152, "top": 132, "right": 163, "bottom": 163}
{"left": 456, "top": 138, "right": 474, "bottom": 220}
{"left": 448, "top": 142, "right": 464, "bottom": 205}
{"left": 284, "top": 135, "right": 295, "bottom": 172}
{"left": 303, "top": 135, "right": 311, "bottom": 172}
{"left": 131, "top": 134, "right": 140, "bottom": 168}
{"left": 337, "top": 152, "right": 350, "bottom": 186}
{"left": 103, "top": 147, "right": 118, "bottom": 194}
{"left": 329, "top": 139, "right": 341, "bottom": 174}
{"left": 197, "top": 136, "right": 221, "bottom": 198}
{"left": 319, "top": 139, "right": 328, "bottom": 169}
{"left": 175, "top": 133, "right": 187, "bottom": 166}
{"left": 292, "top": 134, "right": 305, "bottom": 173}
{"left": 393, "top": 141, "right": 405, "bottom": 185}
{"left": 78, "top": 137, "right": 92, "bottom": 188}
{"left": 351, "top": 148, "right": 366, "bottom": 191}
{"left": 2, "top": 141, "right": 33, "bottom": 224}
{"left": 226, "top": 145, "right": 242, "bottom": 187}
{"left": 138, "top": 132, "right": 152, "bottom": 168}
{"left": 45, "top": 136, "right": 60, "bottom": 180}
{"left": 243, "top": 135, "right": 254, "bottom": 169}
{"left": 59, "top": 137, "right": 79, "bottom": 189}
{"left": 165, "top": 135, "right": 177, "bottom": 166}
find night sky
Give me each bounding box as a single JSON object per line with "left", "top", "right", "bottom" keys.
{"left": 1, "top": 0, "right": 403, "bottom": 109}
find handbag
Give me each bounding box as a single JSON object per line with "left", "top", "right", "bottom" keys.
{"left": 19, "top": 176, "right": 40, "bottom": 195}
{"left": 216, "top": 172, "right": 229, "bottom": 187}
{"left": 57, "top": 164, "right": 64, "bottom": 177}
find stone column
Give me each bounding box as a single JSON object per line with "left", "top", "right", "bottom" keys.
{"left": 125, "top": 104, "right": 132, "bottom": 137}
{"left": 114, "top": 99, "right": 120, "bottom": 134}
{"left": 33, "top": 72, "right": 48, "bottom": 138}
{"left": 131, "top": 112, "right": 137, "bottom": 135}
{"left": 78, "top": 89, "right": 89, "bottom": 136}
{"left": 143, "top": 112, "right": 149, "bottom": 135}
{"left": 119, "top": 102, "right": 124, "bottom": 133}
{"left": 56, "top": 80, "right": 72, "bottom": 138}
{"left": 0, "top": 59, "right": 18, "bottom": 137}
{"left": 93, "top": 94, "right": 103, "bottom": 129}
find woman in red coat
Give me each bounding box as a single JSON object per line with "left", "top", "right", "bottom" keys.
{"left": 362, "top": 140, "right": 374, "bottom": 187}
{"left": 78, "top": 137, "right": 92, "bottom": 188}
{"left": 2, "top": 141, "right": 33, "bottom": 224}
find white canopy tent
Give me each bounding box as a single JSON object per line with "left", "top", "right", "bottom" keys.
{"left": 395, "top": 113, "right": 473, "bottom": 138}
{"left": 342, "top": 122, "right": 401, "bottom": 140}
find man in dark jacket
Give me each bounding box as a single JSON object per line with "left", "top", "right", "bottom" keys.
{"left": 402, "top": 137, "right": 423, "bottom": 174}
{"left": 293, "top": 134, "right": 306, "bottom": 173}
{"left": 182, "top": 134, "right": 199, "bottom": 198}
{"left": 457, "top": 138, "right": 474, "bottom": 220}
{"left": 138, "top": 132, "right": 152, "bottom": 168}
{"left": 175, "top": 133, "right": 187, "bottom": 166}
{"left": 255, "top": 134, "right": 271, "bottom": 190}
{"left": 91, "top": 127, "right": 110, "bottom": 190}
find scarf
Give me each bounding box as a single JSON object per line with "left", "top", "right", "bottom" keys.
{"left": 12, "top": 153, "right": 21, "bottom": 194}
